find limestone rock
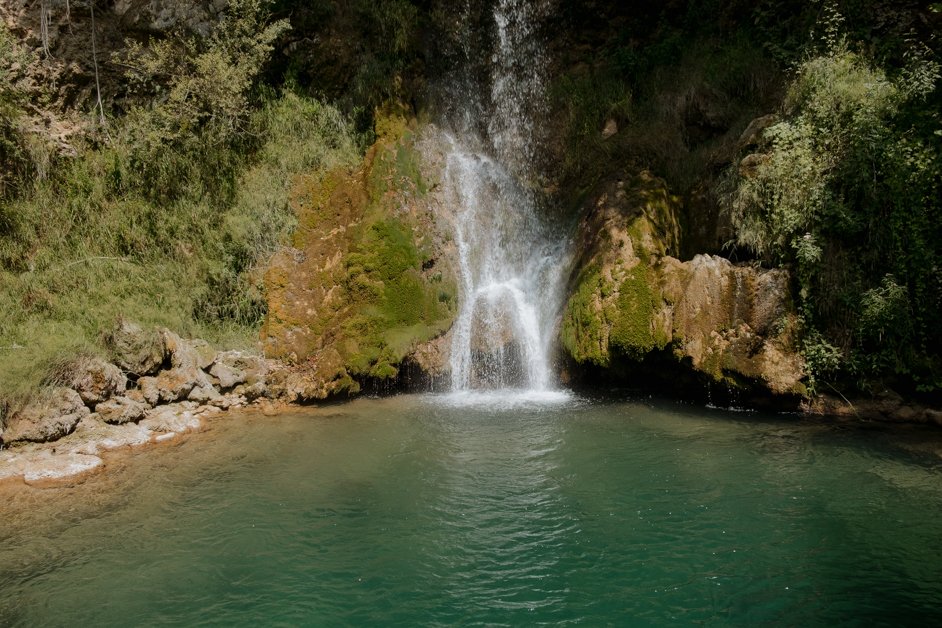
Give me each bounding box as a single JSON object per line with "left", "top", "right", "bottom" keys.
{"left": 95, "top": 396, "right": 150, "bottom": 425}
{"left": 233, "top": 381, "right": 267, "bottom": 401}
{"left": 2, "top": 388, "right": 90, "bottom": 444}
{"left": 190, "top": 339, "right": 218, "bottom": 370}
{"left": 105, "top": 319, "right": 166, "bottom": 377}
{"left": 137, "top": 376, "right": 162, "bottom": 406}
{"left": 70, "top": 358, "right": 127, "bottom": 405}
{"left": 260, "top": 125, "right": 458, "bottom": 394}
{"left": 137, "top": 366, "right": 210, "bottom": 404}
{"left": 161, "top": 330, "right": 200, "bottom": 370}
{"left": 188, "top": 384, "right": 222, "bottom": 403}
{"left": 560, "top": 170, "right": 805, "bottom": 398}
{"left": 140, "top": 403, "right": 201, "bottom": 435}
{"left": 209, "top": 361, "right": 246, "bottom": 390}
{"left": 211, "top": 351, "right": 268, "bottom": 389}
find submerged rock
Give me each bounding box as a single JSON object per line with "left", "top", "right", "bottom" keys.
{"left": 1, "top": 388, "right": 90, "bottom": 444}
{"left": 561, "top": 171, "right": 804, "bottom": 398}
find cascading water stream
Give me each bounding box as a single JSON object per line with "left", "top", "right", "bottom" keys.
{"left": 439, "top": 0, "right": 571, "bottom": 393}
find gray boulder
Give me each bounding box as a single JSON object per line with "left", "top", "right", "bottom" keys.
{"left": 95, "top": 396, "right": 150, "bottom": 425}
{"left": 2, "top": 388, "right": 90, "bottom": 444}
{"left": 105, "top": 319, "right": 166, "bottom": 376}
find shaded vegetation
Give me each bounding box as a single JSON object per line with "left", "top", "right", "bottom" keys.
{"left": 729, "top": 32, "right": 942, "bottom": 395}
{"left": 0, "top": 2, "right": 359, "bottom": 407}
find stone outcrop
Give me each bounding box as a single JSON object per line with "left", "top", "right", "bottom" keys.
{"left": 69, "top": 357, "right": 128, "bottom": 405}
{"left": 105, "top": 319, "right": 166, "bottom": 377}
{"left": 561, "top": 171, "right": 805, "bottom": 398}
{"left": 1, "top": 325, "right": 274, "bottom": 448}
{"left": 261, "top": 115, "right": 458, "bottom": 401}
{"left": 95, "top": 396, "right": 150, "bottom": 425}
{"left": 1, "top": 388, "right": 90, "bottom": 444}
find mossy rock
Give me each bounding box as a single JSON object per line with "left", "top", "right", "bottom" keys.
{"left": 262, "top": 119, "right": 457, "bottom": 398}
{"left": 561, "top": 170, "right": 804, "bottom": 398}
{"left": 609, "top": 263, "right": 668, "bottom": 360}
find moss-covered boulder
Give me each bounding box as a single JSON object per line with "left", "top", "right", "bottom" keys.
{"left": 561, "top": 171, "right": 804, "bottom": 397}
{"left": 261, "top": 112, "right": 458, "bottom": 400}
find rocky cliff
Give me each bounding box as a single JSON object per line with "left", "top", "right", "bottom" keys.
{"left": 560, "top": 171, "right": 805, "bottom": 404}
{"left": 261, "top": 112, "right": 458, "bottom": 401}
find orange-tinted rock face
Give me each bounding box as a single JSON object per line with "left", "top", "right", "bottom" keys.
{"left": 561, "top": 171, "right": 805, "bottom": 397}
{"left": 261, "top": 119, "right": 458, "bottom": 400}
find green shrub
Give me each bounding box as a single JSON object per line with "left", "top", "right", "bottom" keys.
{"left": 729, "top": 43, "right": 942, "bottom": 393}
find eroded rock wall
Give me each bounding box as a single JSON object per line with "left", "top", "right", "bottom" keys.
{"left": 560, "top": 171, "right": 805, "bottom": 399}
{"left": 261, "top": 113, "right": 458, "bottom": 400}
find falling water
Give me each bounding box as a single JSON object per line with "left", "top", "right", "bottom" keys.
{"left": 440, "top": 0, "right": 570, "bottom": 392}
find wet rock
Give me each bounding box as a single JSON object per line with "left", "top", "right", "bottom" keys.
{"left": 2, "top": 388, "right": 90, "bottom": 444}
{"left": 0, "top": 449, "right": 104, "bottom": 484}
{"left": 105, "top": 319, "right": 166, "bottom": 377}
{"left": 70, "top": 358, "right": 127, "bottom": 405}
{"left": 95, "top": 396, "right": 150, "bottom": 425}
{"left": 68, "top": 414, "right": 151, "bottom": 453}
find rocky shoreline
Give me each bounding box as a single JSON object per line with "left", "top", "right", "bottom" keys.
{"left": 3, "top": 315, "right": 941, "bottom": 486}
{"left": 0, "top": 320, "right": 287, "bottom": 485}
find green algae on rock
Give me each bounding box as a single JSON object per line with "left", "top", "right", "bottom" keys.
{"left": 262, "top": 111, "right": 458, "bottom": 400}
{"left": 561, "top": 171, "right": 804, "bottom": 398}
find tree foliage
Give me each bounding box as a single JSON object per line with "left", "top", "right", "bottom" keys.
{"left": 730, "top": 41, "right": 942, "bottom": 393}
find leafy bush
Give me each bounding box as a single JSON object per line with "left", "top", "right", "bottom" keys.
{"left": 730, "top": 44, "right": 942, "bottom": 393}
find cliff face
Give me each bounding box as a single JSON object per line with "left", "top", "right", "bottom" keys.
{"left": 560, "top": 171, "right": 805, "bottom": 401}
{"left": 261, "top": 113, "right": 458, "bottom": 400}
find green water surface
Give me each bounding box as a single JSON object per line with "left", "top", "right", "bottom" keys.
{"left": 2, "top": 393, "right": 942, "bottom": 625}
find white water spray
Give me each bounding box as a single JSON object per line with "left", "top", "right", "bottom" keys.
{"left": 441, "top": 0, "right": 570, "bottom": 392}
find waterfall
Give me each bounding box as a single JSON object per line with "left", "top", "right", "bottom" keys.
{"left": 440, "top": 0, "right": 570, "bottom": 392}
